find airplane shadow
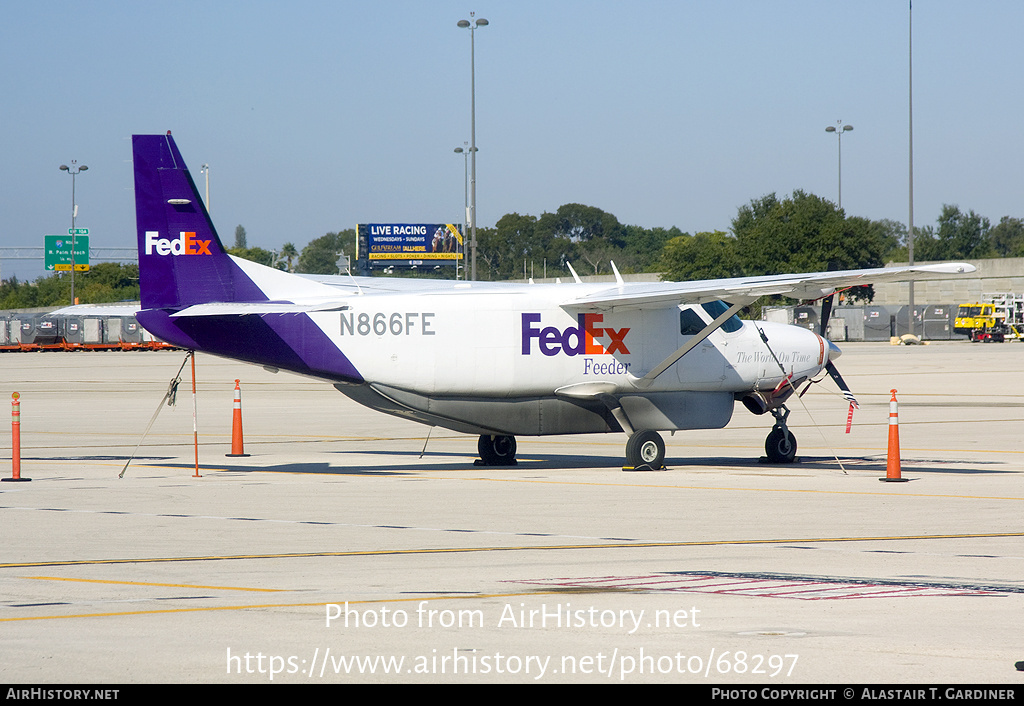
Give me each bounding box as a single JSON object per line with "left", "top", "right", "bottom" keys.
{"left": 156, "top": 451, "right": 1016, "bottom": 476}
{"left": 162, "top": 460, "right": 419, "bottom": 476}
{"left": 23, "top": 455, "right": 174, "bottom": 462}
{"left": 160, "top": 450, "right": 633, "bottom": 475}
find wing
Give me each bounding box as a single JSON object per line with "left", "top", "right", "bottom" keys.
{"left": 560, "top": 263, "right": 976, "bottom": 312}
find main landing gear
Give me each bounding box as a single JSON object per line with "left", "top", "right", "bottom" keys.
{"left": 476, "top": 434, "right": 518, "bottom": 466}
{"left": 764, "top": 405, "right": 797, "bottom": 464}
{"left": 624, "top": 429, "right": 666, "bottom": 470}
{"left": 476, "top": 431, "right": 669, "bottom": 471}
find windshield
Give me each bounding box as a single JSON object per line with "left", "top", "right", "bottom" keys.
{"left": 700, "top": 301, "right": 744, "bottom": 333}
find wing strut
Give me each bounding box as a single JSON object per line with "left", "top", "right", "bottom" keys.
{"left": 628, "top": 299, "right": 750, "bottom": 390}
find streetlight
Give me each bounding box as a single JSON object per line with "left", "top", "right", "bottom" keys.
{"left": 454, "top": 144, "right": 476, "bottom": 280}
{"left": 457, "top": 12, "right": 488, "bottom": 281}
{"left": 59, "top": 160, "right": 88, "bottom": 304}
{"left": 824, "top": 121, "right": 853, "bottom": 209}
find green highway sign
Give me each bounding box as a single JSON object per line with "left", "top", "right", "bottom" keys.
{"left": 44, "top": 234, "right": 90, "bottom": 272}
{"left": 68, "top": 228, "right": 89, "bottom": 235}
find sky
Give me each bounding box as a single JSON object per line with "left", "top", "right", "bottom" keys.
{"left": 3, "top": 1, "right": 1023, "bottom": 281}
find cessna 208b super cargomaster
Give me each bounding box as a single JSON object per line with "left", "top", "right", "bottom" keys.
{"left": 132, "top": 132, "right": 974, "bottom": 469}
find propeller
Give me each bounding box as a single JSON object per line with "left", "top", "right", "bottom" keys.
{"left": 818, "top": 293, "right": 858, "bottom": 408}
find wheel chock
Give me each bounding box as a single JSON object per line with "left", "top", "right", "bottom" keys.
{"left": 622, "top": 463, "right": 666, "bottom": 472}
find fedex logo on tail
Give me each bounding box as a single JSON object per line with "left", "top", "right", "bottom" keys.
{"left": 145, "top": 231, "right": 213, "bottom": 256}
{"left": 521, "top": 313, "right": 630, "bottom": 356}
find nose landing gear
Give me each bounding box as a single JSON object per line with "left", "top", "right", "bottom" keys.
{"left": 764, "top": 405, "right": 798, "bottom": 463}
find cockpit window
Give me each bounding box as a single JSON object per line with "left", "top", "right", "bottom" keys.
{"left": 680, "top": 302, "right": 744, "bottom": 335}
{"left": 700, "top": 301, "right": 744, "bottom": 333}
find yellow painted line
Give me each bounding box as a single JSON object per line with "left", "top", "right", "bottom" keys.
{"left": 0, "top": 590, "right": 572, "bottom": 623}
{"left": 22, "top": 576, "right": 284, "bottom": 592}
{"left": 2, "top": 531, "right": 1022, "bottom": 571}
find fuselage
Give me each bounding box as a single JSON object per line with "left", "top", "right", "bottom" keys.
{"left": 299, "top": 284, "right": 829, "bottom": 398}
{"left": 139, "top": 274, "right": 832, "bottom": 437}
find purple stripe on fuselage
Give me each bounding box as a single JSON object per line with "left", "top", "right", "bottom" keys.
{"left": 136, "top": 310, "right": 363, "bottom": 383}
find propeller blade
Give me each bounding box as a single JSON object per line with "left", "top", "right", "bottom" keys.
{"left": 819, "top": 293, "right": 835, "bottom": 338}
{"left": 826, "top": 360, "right": 858, "bottom": 408}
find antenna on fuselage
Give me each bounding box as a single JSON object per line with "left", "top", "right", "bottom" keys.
{"left": 337, "top": 250, "right": 363, "bottom": 296}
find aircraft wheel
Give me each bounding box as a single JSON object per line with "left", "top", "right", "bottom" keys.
{"left": 478, "top": 434, "right": 517, "bottom": 466}
{"left": 765, "top": 426, "right": 797, "bottom": 463}
{"left": 625, "top": 430, "right": 665, "bottom": 469}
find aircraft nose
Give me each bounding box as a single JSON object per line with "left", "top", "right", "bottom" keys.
{"left": 827, "top": 340, "right": 842, "bottom": 363}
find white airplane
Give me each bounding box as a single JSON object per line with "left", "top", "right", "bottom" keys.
{"left": 132, "top": 132, "right": 975, "bottom": 469}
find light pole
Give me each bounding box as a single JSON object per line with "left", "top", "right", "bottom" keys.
{"left": 824, "top": 121, "right": 853, "bottom": 209}
{"left": 457, "top": 13, "right": 488, "bottom": 281}
{"left": 908, "top": 0, "right": 916, "bottom": 335}
{"left": 454, "top": 144, "right": 476, "bottom": 280}
{"left": 59, "top": 160, "right": 88, "bottom": 304}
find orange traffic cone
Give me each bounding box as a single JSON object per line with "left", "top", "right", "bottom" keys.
{"left": 225, "top": 379, "right": 250, "bottom": 457}
{"left": 2, "top": 393, "right": 30, "bottom": 482}
{"left": 880, "top": 388, "right": 908, "bottom": 482}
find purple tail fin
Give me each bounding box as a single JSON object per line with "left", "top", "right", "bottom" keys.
{"left": 133, "top": 133, "right": 265, "bottom": 309}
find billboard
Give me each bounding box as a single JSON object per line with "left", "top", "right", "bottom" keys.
{"left": 358, "top": 224, "right": 463, "bottom": 266}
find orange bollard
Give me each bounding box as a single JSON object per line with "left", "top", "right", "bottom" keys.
{"left": 225, "top": 380, "right": 249, "bottom": 457}
{"left": 880, "top": 388, "right": 909, "bottom": 482}
{"left": 3, "top": 392, "right": 30, "bottom": 482}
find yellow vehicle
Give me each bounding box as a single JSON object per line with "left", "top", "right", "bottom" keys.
{"left": 954, "top": 302, "right": 1014, "bottom": 342}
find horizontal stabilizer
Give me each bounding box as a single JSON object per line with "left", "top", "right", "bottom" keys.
{"left": 170, "top": 301, "right": 351, "bottom": 317}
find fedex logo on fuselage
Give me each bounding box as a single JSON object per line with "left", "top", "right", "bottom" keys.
{"left": 521, "top": 313, "right": 630, "bottom": 356}
{"left": 144, "top": 231, "right": 213, "bottom": 256}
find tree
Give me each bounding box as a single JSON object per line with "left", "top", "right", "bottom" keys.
{"left": 731, "top": 190, "right": 887, "bottom": 303}
{"left": 660, "top": 231, "right": 739, "bottom": 281}
{"left": 989, "top": 216, "right": 1024, "bottom": 258}
{"left": 298, "top": 230, "right": 354, "bottom": 274}
{"left": 0, "top": 263, "right": 141, "bottom": 309}
{"left": 620, "top": 225, "right": 682, "bottom": 273}
{"left": 279, "top": 242, "right": 299, "bottom": 272}
{"left": 533, "top": 204, "right": 627, "bottom": 276}
{"left": 475, "top": 204, "right": 703, "bottom": 279}
{"left": 915, "top": 205, "right": 991, "bottom": 260}
{"left": 477, "top": 213, "right": 538, "bottom": 281}
{"left": 534, "top": 203, "right": 626, "bottom": 245}
{"left": 227, "top": 246, "right": 277, "bottom": 268}
{"left": 576, "top": 238, "right": 621, "bottom": 275}
{"left": 74, "top": 262, "right": 141, "bottom": 303}
{"left": 733, "top": 190, "right": 886, "bottom": 276}
{"left": 234, "top": 225, "right": 247, "bottom": 249}
{"left": 872, "top": 218, "right": 907, "bottom": 262}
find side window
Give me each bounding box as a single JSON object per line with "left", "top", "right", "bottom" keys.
{"left": 680, "top": 308, "right": 705, "bottom": 336}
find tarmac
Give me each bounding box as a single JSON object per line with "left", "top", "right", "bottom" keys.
{"left": 1, "top": 341, "right": 1022, "bottom": 684}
